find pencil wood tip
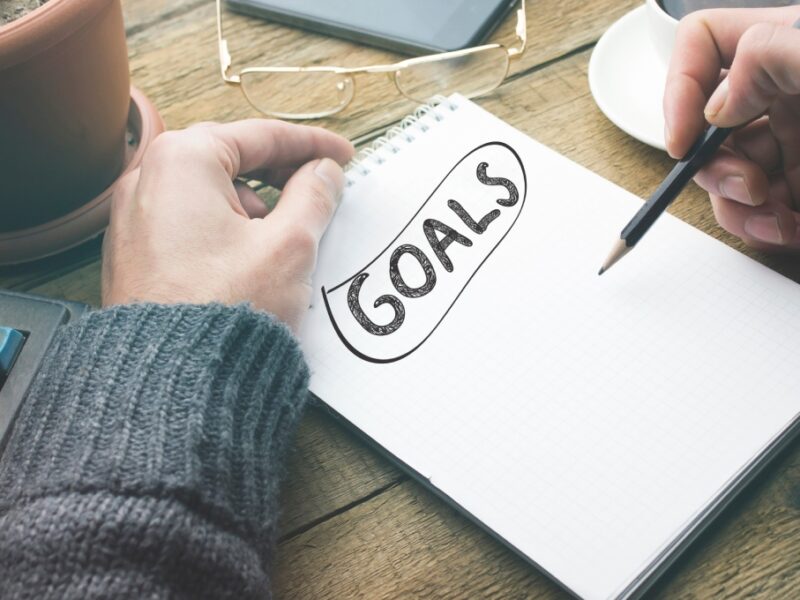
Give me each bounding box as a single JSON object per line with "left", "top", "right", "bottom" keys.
{"left": 599, "top": 238, "right": 632, "bottom": 276}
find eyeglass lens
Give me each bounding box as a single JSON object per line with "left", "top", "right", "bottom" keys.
{"left": 394, "top": 47, "right": 510, "bottom": 104}
{"left": 240, "top": 71, "right": 356, "bottom": 118}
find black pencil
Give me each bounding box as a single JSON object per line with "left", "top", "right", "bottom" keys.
{"left": 598, "top": 124, "right": 731, "bottom": 275}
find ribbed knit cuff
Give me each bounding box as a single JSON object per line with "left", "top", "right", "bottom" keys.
{"left": 0, "top": 303, "right": 309, "bottom": 548}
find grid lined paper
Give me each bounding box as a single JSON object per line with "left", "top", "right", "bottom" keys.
{"left": 299, "top": 95, "right": 800, "bottom": 600}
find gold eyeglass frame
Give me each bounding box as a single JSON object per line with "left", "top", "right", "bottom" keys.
{"left": 216, "top": 0, "right": 527, "bottom": 119}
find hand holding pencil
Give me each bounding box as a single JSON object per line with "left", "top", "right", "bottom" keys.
{"left": 666, "top": 7, "right": 800, "bottom": 250}
{"left": 601, "top": 7, "right": 800, "bottom": 273}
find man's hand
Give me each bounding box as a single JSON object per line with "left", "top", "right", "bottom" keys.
{"left": 102, "top": 120, "right": 354, "bottom": 331}
{"left": 663, "top": 7, "right": 800, "bottom": 249}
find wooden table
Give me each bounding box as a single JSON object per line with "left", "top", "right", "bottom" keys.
{"left": 3, "top": 1, "right": 800, "bottom": 597}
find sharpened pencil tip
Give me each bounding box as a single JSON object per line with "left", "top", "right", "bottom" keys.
{"left": 599, "top": 238, "right": 632, "bottom": 276}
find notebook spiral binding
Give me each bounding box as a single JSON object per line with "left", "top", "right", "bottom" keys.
{"left": 345, "top": 95, "right": 459, "bottom": 187}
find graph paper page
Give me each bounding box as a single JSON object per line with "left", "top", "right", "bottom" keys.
{"left": 299, "top": 95, "right": 800, "bottom": 600}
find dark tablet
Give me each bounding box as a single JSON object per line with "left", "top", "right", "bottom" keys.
{"left": 226, "top": 0, "right": 518, "bottom": 55}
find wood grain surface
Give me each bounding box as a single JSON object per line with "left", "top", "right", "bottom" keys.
{"left": 4, "top": 0, "right": 800, "bottom": 597}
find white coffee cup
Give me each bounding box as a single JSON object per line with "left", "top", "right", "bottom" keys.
{"left": 646, "top": 0, "right": 680, "bottom": 66}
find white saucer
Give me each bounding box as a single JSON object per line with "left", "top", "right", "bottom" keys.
{"left": 589, "top": 5, "right": 668, "bottom": 151}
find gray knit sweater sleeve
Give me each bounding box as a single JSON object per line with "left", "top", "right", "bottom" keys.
{"left": 0, "top": 303, "right": 309, "bottom": 599}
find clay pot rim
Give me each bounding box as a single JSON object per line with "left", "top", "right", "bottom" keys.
{"left": 0, "top": 0, "right": 111, "bottom": 70}
{"left": 0, "top": 86, "right": 165, "bottom": 265}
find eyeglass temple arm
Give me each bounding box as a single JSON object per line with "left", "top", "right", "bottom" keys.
{"left": 216, "top": 0, "right": 240, "bottom": 83}
{"left": 508, "top": 0, "right": 527, "bottom": 57}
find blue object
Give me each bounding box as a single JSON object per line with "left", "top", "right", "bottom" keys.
{"left": 0, "top": 326, "right": 25, "bottom": 383}
{"left": 0, "top": 290, "right": 88, "bottom": 450}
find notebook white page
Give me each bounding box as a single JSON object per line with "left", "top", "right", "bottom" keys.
{"left": 299, "top": 94, "right": 800, "bottom": 599}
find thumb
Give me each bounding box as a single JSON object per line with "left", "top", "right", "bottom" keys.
{"left": 269, "top": 157, "right": 346, "bottom": 247}
{"left": 705, "top": 21, "right": 800, "bottom": 127}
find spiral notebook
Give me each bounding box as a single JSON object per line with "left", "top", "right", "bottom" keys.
{"left": 299, "top": 94, "right": 800, "bottom": 599}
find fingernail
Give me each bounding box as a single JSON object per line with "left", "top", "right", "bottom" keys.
{"left": 705, "top": 78, "right": 729, "bottom": 119}
{"left": 719, "top": 175, "right": 753, "bottom": 205}
{"left": 314, "top": 158, "right": 345, "bottom": 203}
{"left": 664, "top": 122, "right": 673, "bottom": 152}
{"left": 744, "top": 213, "right": 783, "bottom": 244}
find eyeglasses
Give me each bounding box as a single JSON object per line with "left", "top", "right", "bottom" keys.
{"left": 216, "top": 0, "right": 527, "bottom": 120}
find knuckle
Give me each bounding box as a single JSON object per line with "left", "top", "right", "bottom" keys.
{"left": 143, "top": 127, "right": 242, "bottom": 177}
{"left": 678, "top": 11, "right": 706, "bottom": 35}
{"left": 143, "top": 129, "right": 218, "bottom": 169}
{"left": 276, "top": 223, "right": 318, "bottom": 259}
{"left": 734, "top": 23, "right": 782, "bottom": 99}
{"left": 143, "top": 131, "right": 190, "bottom": 167}
{"left": 146, "top": 130, "right": 186, "bottom": 157}
{"left": 676, "top": 10, "right": 716, "bottom": 44}
{"left": 739, "top": 22, "right": 778, "bottom": 54}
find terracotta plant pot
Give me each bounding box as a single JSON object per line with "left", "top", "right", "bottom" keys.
{"left": 0, "top": 86, "right": 164, "bottom": 265}
{"left": 0, "top": 0, "right": 131, "bottom": 232}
